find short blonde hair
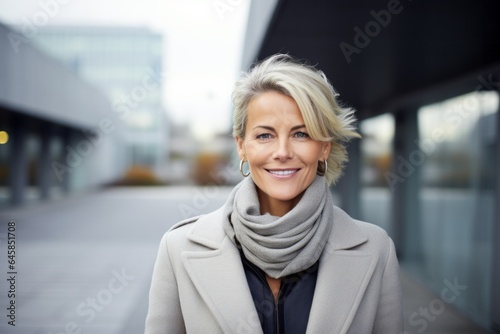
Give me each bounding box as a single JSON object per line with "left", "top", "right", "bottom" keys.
{"left": 232, "top": 54, "right": 360, "bottom": 185}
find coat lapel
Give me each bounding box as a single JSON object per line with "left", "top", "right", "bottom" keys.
{"left": 306, "top": 207, "right": 375, "bottom": 334}
{"left": 181, "top": 208, "right": 263, "bottom": 334}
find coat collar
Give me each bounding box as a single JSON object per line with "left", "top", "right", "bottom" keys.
{"left": 181, "top": 208, "right": 264, "bottom": 333}
{"left": 306, "top": 207, "right": 375, "bottom": 334}
{"left": 184, "top": 206, "right": 368, "bottom": 250}
{"left": 182, "top": 206, "right": 373, "bottom": 334}
{"left": 185, "top": 207, "right": 226, "bottom": 249}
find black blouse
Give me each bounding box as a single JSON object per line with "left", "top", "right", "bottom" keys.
{"left": 240, "top": 253, "right": 319, "bottom": 334}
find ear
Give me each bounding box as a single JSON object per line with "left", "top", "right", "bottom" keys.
{"left": 235, "top": 136, "right": 246, "bottom": 160}
{"left": 320, "top": 141, "right": 331, "bottom": 161}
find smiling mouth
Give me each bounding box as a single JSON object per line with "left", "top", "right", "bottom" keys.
{"left": 267, "top": 169, "right": 300, "bottom": 177}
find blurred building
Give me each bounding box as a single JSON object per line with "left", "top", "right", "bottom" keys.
{"left": 30, "top": 25, "right": 169, "bottom": 177}
{"left": 243, "top": 0, "right": 500, "bottom": 331}
{"left": 0, "top": 22, "right": 127, "bottom": 207}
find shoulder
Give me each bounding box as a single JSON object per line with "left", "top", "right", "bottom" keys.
{"left": 167, "top": 214, "right": 203, "bottom": 236}
{"left": 350, "top": 217, "right": 397, "bottom": 270}
{"left": 161, "top": 207, "right": 227, "bottom": 250}
{"left": 330, "top": 206, "right": 393, "bottom": 253}
{"left": 353, "top": 219, "right": 391, "bottom": 245}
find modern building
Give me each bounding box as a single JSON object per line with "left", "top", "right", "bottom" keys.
{"left": 242, "top": 0, "right": 500, "bottom": 331}
{"left": 30, "top": 25, "right": 169, "bottom": 176}
{"left": 0, "top": 22, "right": 127, "bottom": 207}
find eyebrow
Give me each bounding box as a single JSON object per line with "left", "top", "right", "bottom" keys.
{"left": 252, "top": 124, "right": 306, "bottom": 131}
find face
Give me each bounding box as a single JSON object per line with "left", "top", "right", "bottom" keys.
{"left": 236, "top": 91, "right": 331, "bottom": 216}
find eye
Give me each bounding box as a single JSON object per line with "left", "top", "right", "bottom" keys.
{"left": 294, "top": 131, "right": 310, "bottom": 139}
{"left": 256, "top": 133, "right": 272, "bottom": 140}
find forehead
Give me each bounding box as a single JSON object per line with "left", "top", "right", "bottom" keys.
{"left": 246, "top": 91, "right": 304, "bottom": 127}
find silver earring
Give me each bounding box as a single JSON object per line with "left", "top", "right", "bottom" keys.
{"left": 239, "top": 160, "right": 250, "bottom": 177}
{"left": 319, "top": 159, "right": 328, "bottom": 176}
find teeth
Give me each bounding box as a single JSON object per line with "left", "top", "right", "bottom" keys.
{"left": 270, "top": 170, "right": 296, "bottom": 176}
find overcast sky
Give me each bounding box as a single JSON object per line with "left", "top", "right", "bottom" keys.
{"left": 0, "top": 0, "right": 250, "bottom": 140}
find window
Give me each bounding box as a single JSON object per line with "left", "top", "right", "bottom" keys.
{"left": 359, "top": 113, "right": 395, "bottom": 232}
{"left": 412, "top": 91, "right": 498, "bottom": 327}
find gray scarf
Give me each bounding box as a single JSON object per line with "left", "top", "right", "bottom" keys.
{"left": 223, "top": 175, "right": 334, "bottom": 278}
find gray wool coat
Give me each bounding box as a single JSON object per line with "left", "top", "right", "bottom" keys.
{"left": 145, "top": 206, "right": 404, "bottom": 334}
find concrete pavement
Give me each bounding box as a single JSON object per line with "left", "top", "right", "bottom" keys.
{"left": 0, "top": 186, "right": 232, "bottom": 334}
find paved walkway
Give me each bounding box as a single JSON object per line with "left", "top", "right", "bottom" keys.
{"left": 0, "top": 186, "right": 490, "bottom": 333}
{"left": 400, "top": 270, "right": 489, "bottom": 334}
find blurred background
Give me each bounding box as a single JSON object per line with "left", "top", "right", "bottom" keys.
{"left": 0, "top": 0, "right": 499, "bottom": 333}
{"left": 0, "top": 0, "right": 250, "bottom": 198}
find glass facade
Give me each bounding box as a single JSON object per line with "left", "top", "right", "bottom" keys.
{"left": 32, "top": 26, "right": 168, "bottom": 174}
{"left": 359, "top": 113, "right": 395, "bottom": 233}
{"left": 409, "top": 91, "right": 498, "bottom": 327}
{"left": 359, "top": 91, "right": 498, "bottom": 329}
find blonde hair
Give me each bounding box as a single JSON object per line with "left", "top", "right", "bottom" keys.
{"left": 232, "top": 54, "right": 360, "bottom": 185}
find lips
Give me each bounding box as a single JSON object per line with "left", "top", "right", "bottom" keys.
{"left": 267, "top": 169, "right": 300, "bottom": 177}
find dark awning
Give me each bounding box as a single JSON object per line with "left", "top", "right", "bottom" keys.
{"left": 257, "top": 0, "right": 500, "bottom": 118}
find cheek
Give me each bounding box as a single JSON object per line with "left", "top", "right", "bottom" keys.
{"left": 244, "top": 142, "right": 269, "bottom": 159}
{"left": 242, "top": 143, "right": 257, "bottom": 164}
{"left": 240, "top": 139, "right": 261, "bottom": 160}
{"left": 299, "top": 145, "right": 325, "bottom": 163}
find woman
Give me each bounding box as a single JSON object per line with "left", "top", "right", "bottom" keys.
{"left": 145, "top": 54, "right": 403, "bottom": 333}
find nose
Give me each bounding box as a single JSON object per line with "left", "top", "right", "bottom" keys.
{"left": 273, "top": 137, "right": 292, "bottom": 161}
